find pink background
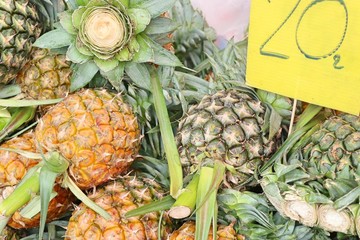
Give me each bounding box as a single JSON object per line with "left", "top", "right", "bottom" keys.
{"left": 190, "top": 0, "right": 251, "bottom": 41}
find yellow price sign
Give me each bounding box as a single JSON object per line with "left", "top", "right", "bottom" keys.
{"left": 246, "top": 0, "right": 360, "bottom": 115}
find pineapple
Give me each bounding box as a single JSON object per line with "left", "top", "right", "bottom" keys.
{"left": 35, "top": 88, "right": 141, "bottom": 189}
{"left": 169, "top": 221, "right": 243, "bottom": 240}
{"left": 261, "top": 114, "right": 360, "bottom": 236}
{"left": 65, "top": 174, "right": 174, "bottom": 239}
{"left": 0, "top": 0, "right": 43, "bottom": 83}
{"left": 177, "top": 90, "right": 279, "bottom": 188}
{"left": 0, "top": 226, "right": 18, "bottom": 239}
{"left": 5, "top": 184, "right": 73, "bottom": 229}
{"left": 0, "top": 132, "right": 73, "bottom": 229}
{"left": 170, "top": 0, "right": 217, "bottom": 68}
{"left": 0, "top": 132, "right": 38, "bottom": 187}
{"left": 16, "top": 48, "right": 71, "bottom": 100}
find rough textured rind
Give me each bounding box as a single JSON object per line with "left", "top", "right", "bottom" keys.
{"left": 177, "top": 90, "right": 278, "bottom": 187}
{"left": 65, "top": 175, "right": 173, "bottom": 240}
{"left": 169, "top": 221, "right": 244, "bottom": 240}
{"left": 35, "top": 89, "right": 141, "bottom": 189}
{"left": 0, "top": 132, "right": 74, "bottom": 229}
{"left": 0, "top": 0, "right": 43, "bottom": 83}
{"left": 17, "top": 48, "right": 71, "bottom": 100}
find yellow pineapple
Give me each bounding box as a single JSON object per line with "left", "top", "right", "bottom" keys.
{"left": 169, "top": 221, "right": 244, "bottom": 240}
{"left": 65, "top": 175, "right": 173, "bottom": 239}
{"left": 35, "top": 88, "right": 141, "bottom": 189}
{"left": 0, "top": 132, "right": 73, "bottom": 229}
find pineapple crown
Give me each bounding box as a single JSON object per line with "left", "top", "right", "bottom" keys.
{"left": 33, "top": 0, "right": 183, "bottom": 92}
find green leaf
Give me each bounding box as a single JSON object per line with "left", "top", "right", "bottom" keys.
{"left": 143, "top": 35, "right": 183, "bottom": 67}
{"left": 38, "top": 166, "right": 58, "bottom": 240}
{"left": 101, "top": 63, "right": 125, "bottom": 91}
{"left": 72, "top": 7, "right": 86, "bottom": 29}
{"left": 125, "top": 195, "right": 175, "bottom": 218}
{"left": 0, "top": 99, "right": 61, "bottom": 107}
{"left": 0, "top": 84, "right": 21, "bottom": 98}
{"left": 150, "top": 68, "right": 183, "bottom": 197}
{"left": 33, "top": 28, "right": 73, "bottom": 49}
{"left": 63, "top": 175, "right": 111, "bottom": 220}
{"left": 128, "top": 8, "right": 151, "bottom": 34}
{"left": 145, "top": 17, "right": 178, "bottom": 35}
{"left": 94, "top": 57, "right": 119, "bottom": 72}
{"left": 130, "top": 0, "right": 176, "bottom": 17}
{"left": 195, "top": 167, "right": 217, "bottom": 240}
{"left": 132, "top": 34, "right": 154, "bottom": 63}
{"left": 19, "top": 192, "right": 57, "bottom": 219}
{"left": 59, "top": 11, "right": 77, "bottom": 34}
{"left": 0, "top": 107, "right": 36, "bottom": 141}
{"left": 268, "top": 107, "right": 282, "bottom": 140}
{"left": 124, "top": 62, "right": 151, "bottom": 91}
{"left": 334, "top": 186, "right": 360, "bottom": 210}
{"left": 67, "top": 43, "right": 90, "bottom": 64}
{"left": 70, "top": 61, "right": 99, "bottom": 92}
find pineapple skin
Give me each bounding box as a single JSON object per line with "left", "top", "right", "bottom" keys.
{"left": 17, "top": 48, "right": 72, "bottom": 100}
{"left": 65, "top": 175, "right": 173, "bottom": 239}
{"left": 35, "top": 89, "right": 141, "bottom": 189}
{"left": 6, "top": 184, "right": 74, "bottom": 229}
{"left": 169, "top": 221, "right": 244, "bottom": 240}
{"left": 0, "top": 132, "right": 38, "bottom": 187}
{"left": 0, "top": 132, "right": 74, "bottom": 229}
{"left": 0, "top": 0, "right": 43, "bottom": 83}
{"left": 177, "top": 90, "right": 278, "bottom": 188}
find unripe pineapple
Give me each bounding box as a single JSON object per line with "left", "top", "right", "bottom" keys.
{"left": 169, "top": 221, "right": 244, "bottom": 240}
{"left": 0, "top": 0, "right": 43, "bottom": 83}
{"left": 0, "top": 132, "right": 73, "bottom": 229}
{"left": 35, "top": 88, "right": 141, "bottom": 189}
{"left": 17, "top": 48, "right": 71, "bottom": 100}
{"left": 261, "top": 114, "right": 360, "bottom": 236}
{"left": 65, "top": 175, "right": 174, "bottom": 239}
{"left": 177, "top": 90, "right": 279, "bottom": 188}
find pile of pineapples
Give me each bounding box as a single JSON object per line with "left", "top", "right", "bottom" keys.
{"left": 0, "top": 0, "right": 358, "bottom": 240}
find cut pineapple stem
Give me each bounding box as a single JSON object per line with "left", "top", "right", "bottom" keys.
{"left": 150, "top": 67, "right": 183, "bottom": 198}
{"left": 195, "top": 167, "right": 218, "bottom": 240}
{"left": 0, "top": 169, "right": 40, "bottom": 232}
{"left": 169, "top": 174, "right": 200, "bottom": 219}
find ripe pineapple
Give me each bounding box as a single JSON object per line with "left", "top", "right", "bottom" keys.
{"left": 0, "top": 0, "right": 43, "bottom": 83}
{"left": 0, "top": 132, "right": 38, "bottom": 187}
{"left": 169, "top": 221, "right": 243, "bottom": 240}
{"left": 65, "top": 174, "right": 173, "bottom": 239}
{"left": 261, "top": 114, "right": 360, "bottom": 236}
{"left": 177, "top": 90, "right": 279, "bottom": 188}
{"left": 0, "top": 226, "right": 18, "bottom": 239}
{"left": 5, "top": 184, "right": 73, "bottom": 229}
{"left": 0, "top": 132, "right": 73, "bottom": 229}
{"left": 16, "top": 48, "right": 71, "bottom": 100}
{"left": 35, "top": 88, "right": 141, "bottom": 189}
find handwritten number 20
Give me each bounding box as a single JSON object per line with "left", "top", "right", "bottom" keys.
{"left": 260, "top": 0, "right": 348, "bottom": 63}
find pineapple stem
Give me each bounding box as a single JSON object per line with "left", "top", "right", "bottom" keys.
{"left": 0, "top": 170, "right": 40, "bottom": 217}
{"left": 287, "top": 99, "right": 297, "bottom": 137}
{"left": 169, "top": 174, "right": 199, "bottom": 219}
{"left": 150, "top": 67, "right": 183, "bottom": 198}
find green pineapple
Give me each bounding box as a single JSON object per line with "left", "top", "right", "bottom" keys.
{"left": 177, "top": 89, "right": 279, "bottom": 188}
{"left": 0, "top": 0, "right": 66, "bottom": 84}
{"left": 170, "top": 0, "right": 217, "bottom": 68}
{"left": 0, "top": 0, "right": 43, "bottom": 83}
{"left": 261, "top": 114, "right": 360, "bottom": 236}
